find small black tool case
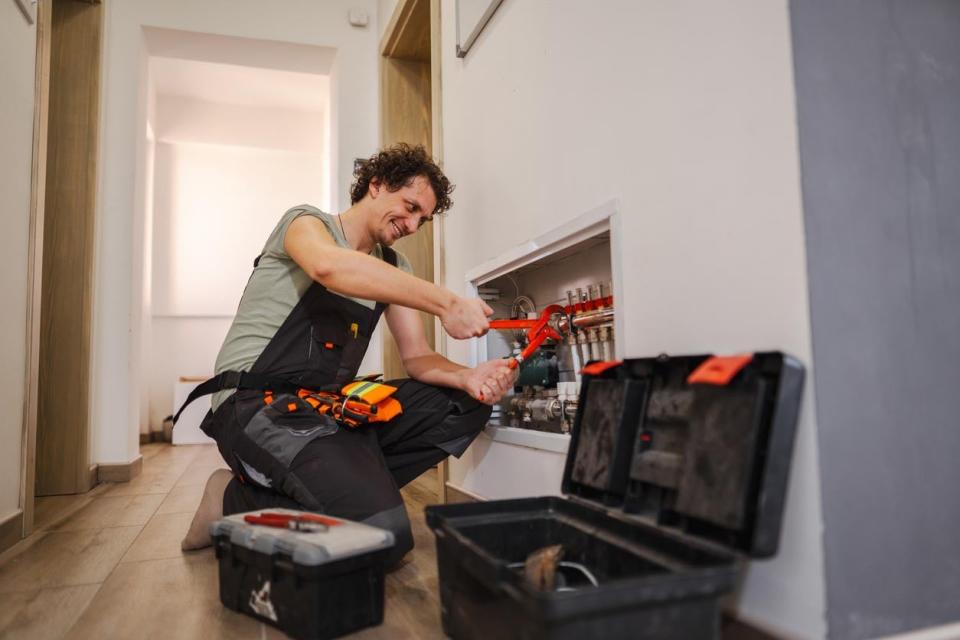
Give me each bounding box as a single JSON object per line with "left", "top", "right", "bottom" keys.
{"left": 211, "top": 509, "right": 395, "bottom": 640}
{"left": 425, "top": 352, "right": 804, "bottom": 640}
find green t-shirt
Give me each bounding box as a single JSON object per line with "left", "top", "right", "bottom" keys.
{"left": 211, "top": 205, "right": 412, "bottom": 409}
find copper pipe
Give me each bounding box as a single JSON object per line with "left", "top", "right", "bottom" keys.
{"left": 558, "top": 307, "right": 615, "bottom": 333}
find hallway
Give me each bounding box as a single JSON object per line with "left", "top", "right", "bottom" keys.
{"left": 0, "top": 444, "right": 443, "bottom": 639}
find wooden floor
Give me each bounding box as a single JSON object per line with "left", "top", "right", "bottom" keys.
{"left": 0, "top": 443, "right": 773, "bottom": 639}
{"left": 0, "top": 443, "right": 445, "bottom": 639}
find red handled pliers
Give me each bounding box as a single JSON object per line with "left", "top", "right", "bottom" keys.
{"left": 243, "top": 512, "right": 343, "bottom": 532}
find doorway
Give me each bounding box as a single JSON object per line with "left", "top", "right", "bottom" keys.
{"left": 140, "top": 29, "right": 333, "bottom": 445}
{"left": 20, "top": 11, "right": 337, "bottom": 540}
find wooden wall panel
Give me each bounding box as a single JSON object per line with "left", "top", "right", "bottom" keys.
{"left": 380, "top": 10, "right": 435, "bottom": 380}
{"left": 36, "top": 0, "right": 102, "bottom": 496}
{"left": 20, "top": 0, "right": 53, "bottom": 535}
{"left": 381, "top": 0, "right": 431, "bottom": 63}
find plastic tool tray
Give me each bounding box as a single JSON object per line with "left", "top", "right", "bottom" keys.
{"left": 426, "top": 352, "right": 805, "bottom": 640}
{"left": 211, "top": 508, "right": 395, "bottom": 640}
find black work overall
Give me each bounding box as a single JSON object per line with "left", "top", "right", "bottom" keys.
{"left": 192, "top": 248, "right": 491, "bottom": 566}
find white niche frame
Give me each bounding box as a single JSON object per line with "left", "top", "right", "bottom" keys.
{"left": 464, "top": 199, "right": 626, "bottom": 452}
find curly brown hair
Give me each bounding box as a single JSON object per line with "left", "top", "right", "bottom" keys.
{"left": 350, "top": 143, "right": 454, "bottom": 215}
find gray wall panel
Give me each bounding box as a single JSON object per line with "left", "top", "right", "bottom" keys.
{"left": 790, "top": 1, "right": 960, "bottom": 638}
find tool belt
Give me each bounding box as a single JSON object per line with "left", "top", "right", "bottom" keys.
{"left": 264, "top": 380, "right": 403, "bottom": 428}
{"left": 193, "top": 376, "right": 404, "bottom": 511}
{"left": 173, "top": 372, "right": 403, "bottom": 426}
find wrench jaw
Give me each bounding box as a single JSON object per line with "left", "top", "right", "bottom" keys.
{"left": 482, "top": 304, "right": 567, "bottom": 399}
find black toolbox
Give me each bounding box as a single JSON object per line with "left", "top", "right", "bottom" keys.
{"left": 211, "top": 508, "right": 395, "bottom": 639}
{"left": 426, "top": 352, "right": 804, "bottom": 640}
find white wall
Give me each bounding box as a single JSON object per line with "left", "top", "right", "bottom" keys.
{"left": 154, "top": 95, "right": 327, "bottom": 157}
{"left": 146, "top": 90, "right": 326, "bottom": 430}
{"left": 0, "top": 3, "right": 37, "bottom": 521}
{"left": 94, "top": 0, "right": 379, "bottom": 464}
{"left": 151, "top": 141, "right": 325, "bottom": 316}
{"left": 377, "top": 0, "right": 400, "bottom": 39}
{"left": 148, "top": 136, "right": 325, "bottom": 428}
{"left": 439, "top": 1, "right": 825, "bottom": 637}
{"left": 139, "top": 126, "right": 155, "bottom": 435}
{"left": 148, "top": 318, "right": 232, "bottom": 431}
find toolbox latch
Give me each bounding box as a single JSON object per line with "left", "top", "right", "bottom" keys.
{"left": 685, "top": 354, "right": 753, "bottom": 386}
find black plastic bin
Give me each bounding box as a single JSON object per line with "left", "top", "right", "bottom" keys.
{"left": 211, "top": 508, "right": 395, "bottom": 639}
{"left": 427, "top": 352, "right": 804, "bottom": 640}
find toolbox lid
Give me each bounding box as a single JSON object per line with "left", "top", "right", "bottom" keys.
{"left": 561, "top": 352, "right": 804, "bottom": 557}
{"left": 210, "top": 509, "right": 395, "bottom": 566}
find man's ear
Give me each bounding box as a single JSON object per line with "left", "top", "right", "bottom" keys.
{"left": 369, "top": 177, "right": 381, "bottom": 198}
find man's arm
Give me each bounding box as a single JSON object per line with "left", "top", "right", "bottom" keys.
{"left": 284, "top": 215, "right": 490, "bottom": 339}
{"left": 384, "top": 304, "right": 515, "bottom": 404}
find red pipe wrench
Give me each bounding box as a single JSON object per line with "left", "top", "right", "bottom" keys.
{"left": 490, "top": 304, "right": 566, "bottom": 370}
{"left": 478, "top": 304, "right": 565, "bottom": 402}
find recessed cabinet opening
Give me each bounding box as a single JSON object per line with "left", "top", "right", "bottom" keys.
{"left": 467, "top": 204, "right": 621, "bottom": 452}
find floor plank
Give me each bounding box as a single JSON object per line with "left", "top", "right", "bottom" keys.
{"left": 0, "top": 584, "right": 101, "bottom": 640}
{"left": 63, "top": 554, "right": 262, "bottom": 640}
{"left": 50, "top": 494, "right": 164, "bottom": 532}
{"left": 121, "top": 511, "right": 194, "bottom": 563}
{"left": 174, "top": 460, "right": 229, "bottom": 488}
{"left": 155, "top": 483, "right": 205, "bottom": 515}
{"left": 99, "top": 468, "right": 185, "bottom": 497}
{"left": 0, "top": 526, "right": 142, "bottom": 594}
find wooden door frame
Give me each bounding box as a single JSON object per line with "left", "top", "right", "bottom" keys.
{"left": 34, "top": 0, "right": 104, "bottom": 498}
{"left": 18, "top": 0, "right": 104, "bottom": 541}
{"left": 18, "top": 0, "right": 53, "bottom": 541}
{"left": 380, "top": 0, "right": 450, "bottom": 501}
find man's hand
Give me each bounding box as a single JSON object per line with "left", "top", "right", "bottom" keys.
{"left": 458, "top": 358, "right": 518, "bottom": 405}
{"left": 441, "top": 296, "right": 493, "bottom": 340}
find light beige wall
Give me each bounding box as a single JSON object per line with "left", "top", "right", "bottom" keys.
{"left": 377, "top": 0, "right": 400, "bottom": 39}
{"left": 0, "top": 4, "right": 38, "bottom": 517}
{"left": 93, "top": 0, "right": 379, "bottom": 465}
{"left": 439, "top": 1, "right": 825, "bottom": 637}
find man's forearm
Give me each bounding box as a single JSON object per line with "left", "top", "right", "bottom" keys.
{"left": 402, "top": 352, "right": 467, "bottom": 391}
{"left": 312, "top": 246, "right": 456, "bottom": 318}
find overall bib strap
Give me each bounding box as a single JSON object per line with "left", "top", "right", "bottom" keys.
{"left": 172, "top": 370, "right": 305, "bottom": 424}
{"left": 173, "top": 245, "right": 398, "bottom": 425}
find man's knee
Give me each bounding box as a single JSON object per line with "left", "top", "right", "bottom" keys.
{"left": 361, "top": 503, "right": 413, "bottom": 567}
{"left": 453, "top": 390, "right": 493, "bottom": 434}
{"left": 443, "top": 391, "right": 492, "bottom": 452}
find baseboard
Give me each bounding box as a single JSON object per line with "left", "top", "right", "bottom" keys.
{"left": 0, "top": 510, "right": 24, "bottom": 554}
{"left": 140, "top": 431, "right": 166, "bottom": 445}
{"left": 97, "top": 454, "right": 143, "bottom": 483}
{"left": 85, "top": 464, "right": 99, "bottom": 492}
{"left": 444, "top": 482, "right": 485, "bottom": 504}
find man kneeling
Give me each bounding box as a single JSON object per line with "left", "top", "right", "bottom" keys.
{"left": 179, "top": 144, "right": 514, "bottom": 566}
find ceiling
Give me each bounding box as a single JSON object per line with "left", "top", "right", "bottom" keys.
{"left": 150, "top": 56, "right": 328, "bottom": 112}
{"left": 143, "top": 26, "right": 336, "bottom": 75}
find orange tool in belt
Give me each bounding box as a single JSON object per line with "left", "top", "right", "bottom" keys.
{"left": 265, "top": 380, "right": 403, "bottom": 428}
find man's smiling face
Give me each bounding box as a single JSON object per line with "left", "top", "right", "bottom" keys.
{"left": 371, "top": 175, "right": 437, "bottom": 246}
